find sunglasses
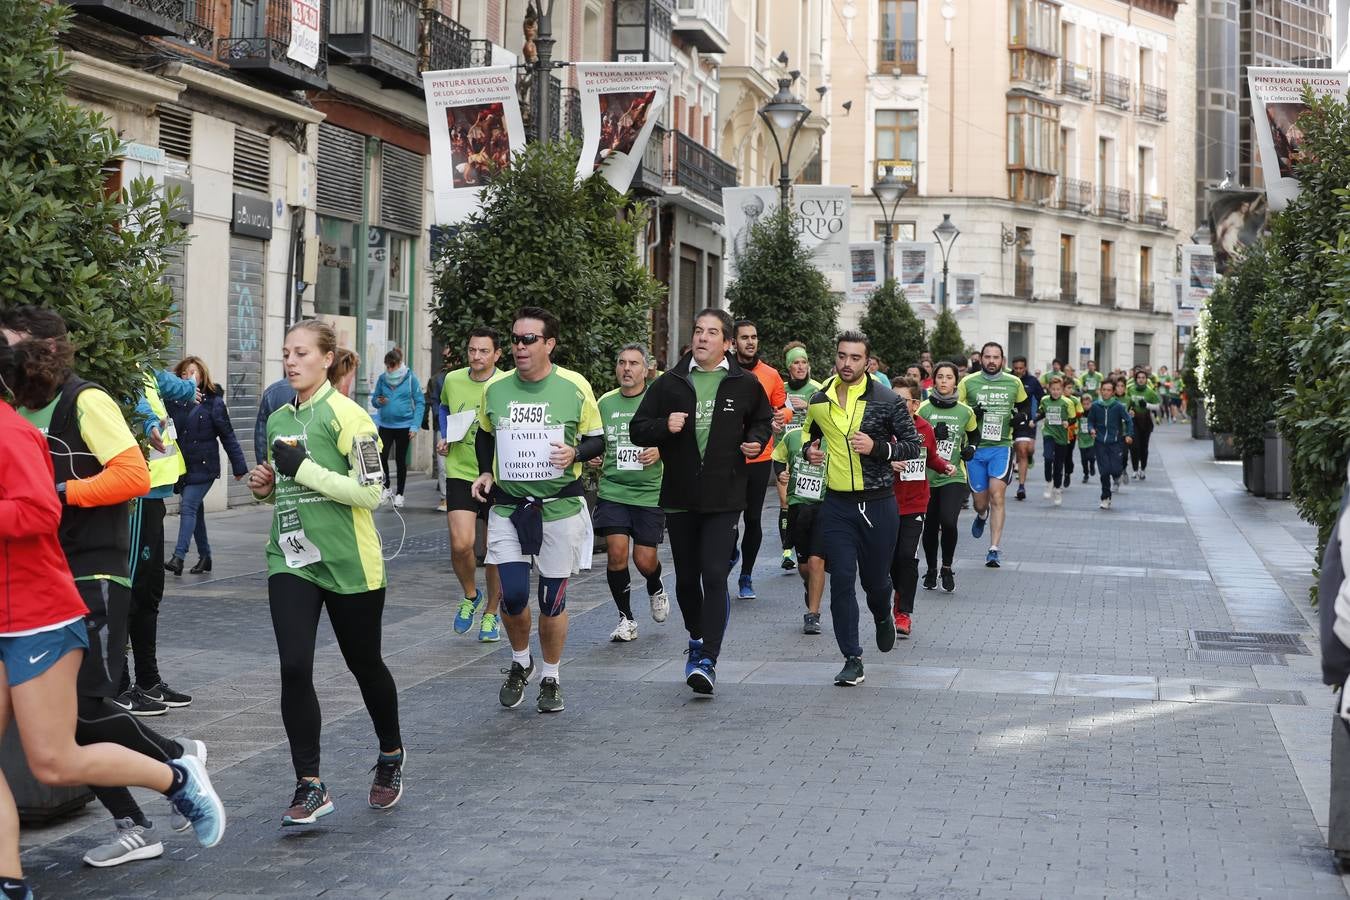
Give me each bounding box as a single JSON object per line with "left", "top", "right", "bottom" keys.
{"left": 510, "top": 333, "right": 545, "bottom": 346}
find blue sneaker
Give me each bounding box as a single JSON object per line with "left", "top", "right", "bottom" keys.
{"left": 683, "top": 639, "right": 704, "bottom": 679}
{"left": 687, "top": 657, "right": 716, "bottom": 695}
{"left": 478, "top": 612, "right": 500, "bottom": 642}
{"left": 167, "top": 755, "right": 226, "bottom": 848}
{"left": 738, "top": 575, "right": 755, "bottom": 600}
{"left": 985, "top": 548, "right": 1001, "bottom": 568}
{"left": 453, "top": 589, "right": 484, "bottom": 635}
{"left": 971, "top": 511, "right": 987, "bottom": 539}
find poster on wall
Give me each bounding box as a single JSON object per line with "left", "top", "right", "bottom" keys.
{"left": 574, "top": 63, "right": 674, "bottom": 193}
{"left": 423, "top": 66, "right": 527, "bottom": 226}
{"left": 847, "top": 243, "right": 885, "bottom": 303}
{"left": 723, "top": 187, "right": 780, "bottom": 282}
{"left": 952, "top": 274, "right": 980, "bottom": 317}
{"left": 287, "top": 0, "right": 321, "bottom": 69}
{"left": 793, "top": 186, "right": 851, "bottom": 293}
{"left": 1246, "top": 66, "right": 1349, "bottom": 212}
{"left": 895, "top": 241, "right": 935, "bottom": 310}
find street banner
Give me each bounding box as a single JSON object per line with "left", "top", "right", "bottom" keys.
{"left": 952, "top": 273, "right": 980, "bottom": 318}
{"left": 575, "top": 63, "right": 674, "bottom": 193}
{"left": 724, "top": 187, "right": 780, "bottom": 282}
{"left": 896, "top": 241, "right": 935, "bottom": 310}
{"left": 847, "top": 242, "right": 885, "bottom": 304}
{"left": 1205, "top": 186, "right": 1268, "bottom": 275}
{"left": 1246, "top": 67, "right": 1349, "bottom": 212}
{"left": 1167, "top": 278, "right": 1195, "bottom": 328}
{"left": 793, "top": 186, "right": 851, "bottom": 292}
{"left": 423, "top": 66, "right": 526, "bottom": 225}
{"left": 287, "top": 0, "right": 321, "bottom": 69}
{"left": 1179, "top": 245, "right": 1214, "bottom": 325}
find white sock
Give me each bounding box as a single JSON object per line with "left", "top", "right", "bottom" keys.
{"left": 512, "top": 648, "right": 532, "bottom": 668}
{"left": 540, "top": 661, "right": 560, "bottom": 681}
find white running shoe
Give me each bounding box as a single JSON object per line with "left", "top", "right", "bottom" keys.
{"left": 609, "top": 617, "right": 639, "bottom": 642}
{"left": 1099, "top": 497, "right": 1112, "bottom": 509}
{"left": 1042, "top": 486, "right": 1053, "bottom": 500}
{"left": 380, "top": 487, "right": 393, "bottom": 505}
{"left": 1053, "top": 488, "right": 1063, "bottom": 506}
{"left": 393, "top": 494, "right": 405, "bottom": 509}
{"left": 650, "top": 588, "right": 670, "bottom": 623}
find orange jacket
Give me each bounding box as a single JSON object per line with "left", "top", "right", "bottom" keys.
{"left": 743, "top": 358, "right": 790, "bottom": 463}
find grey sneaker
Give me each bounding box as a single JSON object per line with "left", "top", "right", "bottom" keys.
{"left": 82, "top": 817, "right": 164, "bottom": 867}
{"left": 802, "top": 613, "right": 822, "bottom": 635}
{"left": 499, "top": 660, "right": 534, "bottom": 709}
{"left": 169, "top": 738, "right": 208, "bottom": 833}
{"left": 537, "top": 677, "right": 564, "bottom": 713}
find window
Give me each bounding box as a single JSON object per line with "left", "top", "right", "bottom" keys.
{"left": 1008, "top": 322, "right": 1032, "bottom": 362}
{"left": 1100, "top": 239, "right": 1114, "bottom": 277}
{"left": 1007, "top": 94, "right": 1059, "bottom": 201}
{"left": 1060, "top": 234, "right": 1074, "bottom": 272}
{"left": 1009, "top": 0, "right": 1059, "bottom": 54}
{"left": 875, "top": 110, "right": 918, "bottom": 174}
{"left": 873, "top": 221, "right": 917, "bottom": 241}
{"left": 1093, "top": 328, "right": 1113, "bottom": 371}
{"left": 1133, "top": 332, "right": 1152, "bottom": 368}
{"left": 878, "top": 0, "right": 918, "bottom": 74}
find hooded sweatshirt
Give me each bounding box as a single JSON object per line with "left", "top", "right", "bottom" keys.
{"left": 371, "top": 365, "right": 425, "bottom": 431}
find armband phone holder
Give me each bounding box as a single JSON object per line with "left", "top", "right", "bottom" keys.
{"left": 354, "top": 436, "right": 384, "bottom": 485}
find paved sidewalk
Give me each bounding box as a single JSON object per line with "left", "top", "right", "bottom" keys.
{"left": 18, "top": 425, "right": 1346, "bottom": 898}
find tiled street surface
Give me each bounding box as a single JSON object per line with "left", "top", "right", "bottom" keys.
{"left": 17, "top": 426, "right": 1347, "bottom": 898}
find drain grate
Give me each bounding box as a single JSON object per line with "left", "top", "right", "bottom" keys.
{"left": 1187, "top": 649, "right": 1286, "bottom": 666}
{"left": 1190, "top": 685, "right": 1307, "bottom": 706}
{"left": 1189, "top": 630, "right": 1309, "bottom": 656}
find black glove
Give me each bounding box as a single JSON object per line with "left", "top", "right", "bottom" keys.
{"left": 973, "top": 403, "right": 986, "bottom": 421}
{"left": 960, "top": 445, "right": 976, "bottom": 462}
{"left": 1011, "top": 410, "right": 1029, "bottom": 429}
{"left": 272, "top": 439, "right": 309, "bottom": 479}
{"left": 933, "top": 422, "right": 950, "bottom": 441}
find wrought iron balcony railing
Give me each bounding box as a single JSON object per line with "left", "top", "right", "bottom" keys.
{"left": 218, "top": 0, "right": 328, "bottom": 90}
{"left": 1099, "top": 72, "right": 1131, "bottom": 110}
{"left": 1060, "top": 270, "right": 1077, "bottom": 302}
{"left": 1139, "top": 195, "right": 1167, "bottom": 227}
{"left": 1139, "top": 282, "right": 1155, "bottom": 312}
{"left": 1056, "top": 177, "right": 1094, "bottom": 213}
{"left": 1098, "top": 186, "right": 1131, "bottom": 221}
{"left": 1140, "top": 85, "right": 1167, "bottom": 120}
{"left": 1057, "top": 61, "right": 1093, "bottom": 100}
{"left": 877, "top": 39, "right": 919, "bottom": 75}
{"left": 423, "top": 9, "right": 471, "bottom": 72}
{"left": 671, "top": 129, "right": 737, "bottom": 206}
{"left": 1015, "top": 266, "right": 1034, "bottom": 300}
{"left": 69, "top": 0, "right": 184, "bottom": 37}
{"left": 1100, "top": 276, "right": 1118, "bottom": 307}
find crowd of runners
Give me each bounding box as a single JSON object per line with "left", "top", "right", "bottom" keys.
{"left": 0, "top": 302, "right": 1188, "bottom": 894}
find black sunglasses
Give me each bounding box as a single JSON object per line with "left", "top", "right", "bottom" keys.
{"left": 510, "top": 333, "right": 545, "bottom": 346}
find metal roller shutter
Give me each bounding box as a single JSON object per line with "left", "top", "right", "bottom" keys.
{"left": 317, "top": 123, "right": 366, "bottom": 221}
{"left": 379, "top": 143, "right": 424, "bottom": 234}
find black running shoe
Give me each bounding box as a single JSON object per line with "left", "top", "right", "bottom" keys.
{"left": 499, "top": 660, "right": 534, "bottom": 709}
{"left": 875, "top": 615, "right": 896, "bottom": 653}
{"left": 142, "top": 682, "right": 192, "bottom": 708}
{"left": 834, "top": 656, "right": 864, "bottom": 686}
{"left": 113, "top": 688, "right": 167, "bottom": 717}
{"left": 922, "top": 569, "right": 938, "bottom": 591}
{"left": 940, "top": 567, "right": 955, "bottom": 593}
{"left": 537, "top": 677, "right": 564, "bottom": 713}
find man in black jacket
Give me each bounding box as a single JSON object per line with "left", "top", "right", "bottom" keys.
{"left": 631, "top": 308, "right": 774, "bottom": 696}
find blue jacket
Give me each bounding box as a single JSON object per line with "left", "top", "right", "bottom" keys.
{"left": 371, "top": 367, "right": 424, "bottom": 431}
{"left": 1085, "top": 398, "right": 1134, "bottom": 445}
{"left": 169, "top": 387, "right": 249, "bottom": 485}
{"left": 255, "top": 377, "right": 296, "bottom": 466}
{"left": 134, "top": 370, "right": 198, "bottom": 500}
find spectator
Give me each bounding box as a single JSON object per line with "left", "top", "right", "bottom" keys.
{"left": 370, "top": 348, "right": 424, "bottom": 509}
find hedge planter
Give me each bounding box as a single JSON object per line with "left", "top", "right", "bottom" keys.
{"left": 1192, "top": 398, "right": 1212, "bottom": 440}
{"left": 1212, "top": 432, "right": 1240, "bottom": 461}
{"left": 1243, "top": 453, "right": 1266, "bottom": 496}
{"left": 1264, "top": 421, "right": 1292, "bottom": 500}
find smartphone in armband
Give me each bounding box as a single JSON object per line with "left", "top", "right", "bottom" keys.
{"left": 353, "top": 435, "right": 384, "bottom": 485}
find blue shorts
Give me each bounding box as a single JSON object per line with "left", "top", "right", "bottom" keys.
{"left": 0, "top": 621, "right": 88, "bottom": 688}
{"left": 967, "top": 446, "right": 1013, "bottom": 494}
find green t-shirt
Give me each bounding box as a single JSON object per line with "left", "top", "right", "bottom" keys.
{"left": 689, "top": 366, "right": 728, "bottom": 458}
{"left": 917, "top": 399, "right": 977, "bottom": 488}
{"left": 597, "top": 387, "right": 662, "bottom": 508}
{"left": 1039, "top": 395, "right": 1077, "bottom": 446}
{"left": 439, "top": 367, "right": 505, "bottom": 483}
{"left": 782, "top": 378, "right": 820, "bottom": 437}
{"left": 478, "top": 365, "right": 602, "bottom": 522}
{"left": 1157, "top": 376, "right": 1175, "bottom": 398}
{"left": 1079, "top": 371, "right": 1103, "bottom": 397}
{"left": 770, "top": 426, "right": 826, "bottom": 506}
{"left": 1125, "top": 383, "right": 1160, "bottom": 413}
{"left": 956, "top": 372, "right": 1028, "bottom": 447}
{"left": 1077, "top": 406, "right": 1097, "bottom": 448}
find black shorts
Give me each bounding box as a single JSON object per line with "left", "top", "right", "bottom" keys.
{"left": 787, "top": 503, "right": 823, "bottom": 561}
{"left": 592, "top": 499, "right": 665, "bottom": 547}
{"left": 445, "top": 477, "right": 488, "bottom": 518}
{"left": 1013, "top": 420, "right": 1037, "bottom": 442}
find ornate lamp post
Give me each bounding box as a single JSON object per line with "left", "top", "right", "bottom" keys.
{"left": 932, "top": 213, "right": 961, "bottom": 311}
{"left": 870, "top": 165, "right": 911, "bottom": 283}
{"left": 757, "top": 71, "right": 812, "bottom": 205}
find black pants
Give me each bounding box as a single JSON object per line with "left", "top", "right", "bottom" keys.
{"left": 1130, "top": 414, "right": 1153, "bottom": 471}
{"left": 378, "top": 426, "right": 411, "bottom": 495}
{"left": 121, "top": 497, "right": 165, "bottom": 692}
{"left": 1050, "top": 442, "right": 1072, "bottom": 488}
{"left": 268, "top": 574, "right": 402, "bottom": 779}
{"left": 77, "top": 694, "right": 182, "bottom": 822}
{"left": 736, "top": 461, "right": 772, "bottom": 577}
{"left": 1098, "top": 442, "right": 1126, "bottom": 499}
{"left": 818, "top": 495, "right": 899, "bottom": 659}
{"left": 1079, "top": 444, "right": 1097, "bottom": 476}
{"left": 889, "top": 512, "right": 925, "bottom": 616}
{"left": 922, "top": 482, "right": 968, "bottom": 571}
{"left": 666, "top": 511, "right": 738, "bottom": 663}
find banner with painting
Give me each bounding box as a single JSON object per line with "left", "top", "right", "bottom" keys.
{"left": 792, "top": 186, "right": 851, "bottom": 293}
{"left": 952, "top": 274, "right": 980, "bottom": 318}
{"left": 1205, "top": 187, "right": 1268, "bottom": 275}
{"left": 723, "top": 187, "right": 779, "bottom": 282}
{"left": 1246, "top": 67, "right": 1349, "bottom": 212}
{"left": 847, "top": 243, "right": 885, "bottom": 303}
{"left": 896, "top": 242, "right": 935, "bottom": 312}
{"left": 574, "top": 62, "right": 674, "bottom": 193}
{"left": 1178, "top": 245, "right": 1214, "bottom": 326}
{"left": 423, "top": 66, "right": 527, "bottom": 225}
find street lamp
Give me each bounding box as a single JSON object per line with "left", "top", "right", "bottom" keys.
{"left": 932, "top": 213, "right": 960, "bottom": 311}
{"left": 871, "top": 165, "right": 910, "bottom": 283}
{"left": 758, "top": 74, "right": 812, "bottom": 205}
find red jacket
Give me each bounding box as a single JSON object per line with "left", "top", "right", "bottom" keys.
{"left": 0, "top": 403, "right": 89, "bottom": 635}
{"left": 892, "top": 414, "right": 952, "bottom": 515}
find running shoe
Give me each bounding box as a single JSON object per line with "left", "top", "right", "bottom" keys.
{"left": 436, "top": 499, "right": 448, "bottom": 513}
{"left": 453, "top": 589, "right": 484, "bottom": 635}
{"left": 499, "top": 660, "right": 534, "bottom": 709}
{"left": 781, "top": 549, "right": 796, "bottom": 570}
{"left": 380, "top": 487, "right": 393, "bottom": 505}
{"left": 537, "top": 677, "right": 564, "bottom": 713}
{"left": 282, "top": 779, "right": 333, "bottom": 826}
{"left": 971, "top": 511, "right": 987, "bottom": 539}
{"left": 875, "top": 614, "right": 896, "bottom": 652}
{"left": 368, "top": 752, "right": 404, "bottom": 809}
{"left": 168, "top": 738, "right": 208, "bottom": 833}
{"left": 1138, "top": 471, "right": 1146, "bottom": 481}
{"left": 922, "top": 569, "right": 938, "bottom": 591}
{"left": 393, "top": 494, "right": 405, "bottom": 509}
{"left": 737, "top": 575, "right": 755, "bottom": 600}
{"left": 894, "top": 612, "right": 912, "bottom": 637}
{"left": 687, "top": 657, "right": 716, "bottom": 695}
{"left": 142, "top": 682, "right": 192, "bottom": 708}
{"left": 834, "top": 656, "right": 865, "bottom": 686}
{"left": 1082, "top": 474, "right": 1090, "bottom": 484}
{"left": 609, "top": 617, "right": 638, "bottom": 642}
{"left": 1042, "top": 485, "right": 1052, "bottom": 500}
{"left": 940, "top": 567, "right": 955, "bottom": 593}
{"left": 1099, "top": 497, "right": 1112, "bottom": 510}
{"left": 478, "top": 613, "right": 501, "bottom": 643}
{"left": 82, "top": 817, "right": 163, "bottom": 868}
{"left": 683, "top": 639, "right": 704, "bottom": 679}
{"left": 986, "top": 548, "right": 1001, "bottom": 568}
{"left": 113, "top": 687, "right": 167, "bottom": 717}
{"left": 650, "top": 588, "right": 670, "bottom": 623}
{"left": 1061, "top": 478, "right": 1070, "bottom": 491}
{"left": 1015, "top": 484, "right": 1026, "bottom": 501}
{"left": 802, "top": 613, "right": 822, "bottom": 635}
{"left": 1053, "top": 488, "right": 1063, "bottom": 506}
{"left": 167, "top": 755, "right": 226, "bottom": 847}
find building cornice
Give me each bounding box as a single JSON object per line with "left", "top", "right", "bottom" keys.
{"left": 65, "top": 50, "right": 184, "bottom": 108}
{"left": 160, "top": 62, "right": 326, "bottom": 124}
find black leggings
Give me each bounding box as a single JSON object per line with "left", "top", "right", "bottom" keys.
{"left": 736, "top": 461, "right": 772, "bottom": 577}
{"left": 666, "top": 511, "right": 738, "bottom": 662}
{"left": 1130, "top": 413, "right": 1153, "bottom": 471}
{"left": 122, "top": 497, "right": 165, "bottom": 693}
{"left": 378, "top": 426, "right": 411, "bottom": 494}
{"left": 922, "top": 482, "right": 969, "bottom": 571}
{"left": 1049, "top": 442, "right": 1072, "bottom": 488}
{"left": 268, "top": 574, "right": 402, "bottom": 779}
{"left": 889, "top": 513, "right": 925, "bottom": 615}
{"left": 77, "top": 695, "right": 182, "bottom": 823}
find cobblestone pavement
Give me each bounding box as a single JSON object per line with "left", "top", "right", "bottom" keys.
{"left": 17, "top": 426, "right": 1346, "bottom": 899}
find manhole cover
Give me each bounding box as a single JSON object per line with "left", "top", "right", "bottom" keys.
{"left": 1187, "top": 649, "right": 1286, "bottom": 666}
{"left": 1190, "top": 686, "right": 1307, "bottom": 706}
{"left": 1189, "top": 630, "right": 1309, "bottom": 655}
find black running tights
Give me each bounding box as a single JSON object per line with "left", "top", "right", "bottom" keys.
{"left": 922, "top": 482, "right": 969, "bottom": 571}
{"left": 378, "top": 426, "right": 411, "bottom": 494}
{"left": 737, "top": 461, "right": 772, "bottom": 577}
{"left": 76, "top": 695, "right": 182, "bottom": 823}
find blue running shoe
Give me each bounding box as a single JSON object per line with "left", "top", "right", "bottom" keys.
{"left": 687, "top": 657, "right": 716, "bottom": 695}
{"left": 985, "top": 548, "right": 1001, "bottom": 568}
{"left": 971, "top": 511, "right": 988, "bottom": 539}
{"left": 167, "top": 755, "right": 226, "bottom": 848}
{"left": 738, "top": 575, "right": 755, "bottom": 600}
{"left": 453, "top": 589, "right": 484, "bottom": 635}
{"left": 478, "top": 612, "right": 501, "bottom": 642}
{"left": 683, "top": 639, "right": 704, "bottom": 679}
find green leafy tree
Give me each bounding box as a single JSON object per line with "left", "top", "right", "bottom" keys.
{"left": 927, "top": 308, "right": 966, "bottom": 363}
{"left": 859, "top": 280, "right": 925, "bottom": 377}
{"left": 430, "top": 139, "right": 662, "bottom": 395}
{"left": 726, "top": 206, "right": 838, "bottom": 381}
{"left": 0, "top": 0, "right": 184, "bottom": 410}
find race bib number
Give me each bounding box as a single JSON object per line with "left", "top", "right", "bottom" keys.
{"left": 498, "top": 424, "right": 566, "bottom": 481}
{"left": 793, "top": 464, "right": 824, "bottom": 500}
{"left": 937, "top": 438, "right": 955, "bottom": 461}
{"left": 899, "top": 456, "right": 925, "bottom": 482}
{"left": 164, "top": 419, "right": 178, "bottom": 441}
{"left": 981, "top": 418, "right": 1004, "bottom": 442}
{"left": 508, "top": 402, "right": 548, "bottom": 426}
{"left": 1046, "top": 408, "right": 1063, "bottom": 426}
{"left": 615, "top": 443, "right": 643, "bottom": 471}
{"left": 784, "top": 419, "right": 803, "bottom": 434}
{"left": 276, "top": 507, "right": 322, "bottom": 569}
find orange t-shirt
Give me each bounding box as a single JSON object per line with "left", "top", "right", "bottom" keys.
{"left": 743, "top": 359, "right": 789, "bottom": 463}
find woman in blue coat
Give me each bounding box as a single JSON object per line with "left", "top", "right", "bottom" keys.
{"left": 165, "top": 356, "right": 249, "bottom": 575}
{"left": 370, "top": 347, "right": 424, "bottom": 509}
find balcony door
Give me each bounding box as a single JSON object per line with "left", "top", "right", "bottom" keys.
{"left": 232, "top": 0, "right": 265, "bottom": 38}
{"left": 879, "top": 0, "right": 918, "bottom": 73}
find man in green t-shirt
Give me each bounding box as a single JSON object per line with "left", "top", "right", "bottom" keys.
{"left": 772, "top": 426, "right": 826, "bottom": 634}
{"left": 777, "top": 341, "right": 820, "bottom": 571}
{"left": 472, "top": 308, "right": 604, "bottom": 715}
{"left": 1078, "top": 359, "right": 1104, "bottom": 399}
{"left": 590, "top": 344, "right": 671, "bottom": 643}
{"left": 437, "top": 327, "right": 505, "bottom": 643}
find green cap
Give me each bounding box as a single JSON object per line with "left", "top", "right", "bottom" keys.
{"left": 785, "top": 346, "right": 808, "bottom": 366}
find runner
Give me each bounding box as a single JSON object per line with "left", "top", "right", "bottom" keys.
{"left": 630, "top": 308, "right": 773, "bottom": 696}
{"left": 437, "top": 328, "right": 505, "bottom": 642}
{"left": 802, "top": 331, "right": 921, "bottom": 687}
{"left": 1156, "top": 365, "right": 1176, "bottom": 424}
{"left": 247, "top": 319, "right": 405, "bottom": 824}
{"left": 772, "top": 414, "right": 826, "bottom": 634}
{"left": 959, "top": 342, "right": 1031, "bottom": 568}
{"left": 1125, "top": 370, "right": 1159, "bottom": 480}
{"left": 425, "top": 347, "right": 452, "bottom": 512}
{"left": 1036, "top": 376, "right": 1078, "bottom": 506}
{"left": 1039, "top": 358, "right": 1065, "bottom": 388}
{"left": 777, "top": 342, "right": 819, "bottom": 572}
{"left": 890, "top": 376, "right": 955, "bottom": 638}
{"left": 917, "top": 361, "right": 977, "bottom": 595}
{"left": 1084, "top": 378, "right": 1133, "bottom": 509}
{"left": 591, "top": 344, "right": 670, "bottom": 642}
{"left": 1078, "top": 359, "right": 1103, "bottom": 399}
{"left": 1078, "top": 393, "right": 1098, "bottom": 483}
{"left": 867, "top": 354, "right": 892, "bottom": 389}
{"left": 1009, "top": 356, "right": 1043, "bottom": 502}
{"left": 729, "top": 320, "right": 790, "bottom": 601}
